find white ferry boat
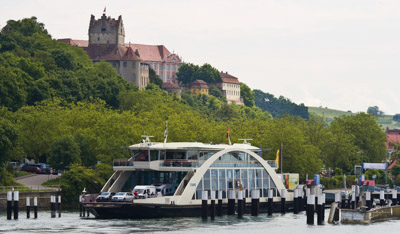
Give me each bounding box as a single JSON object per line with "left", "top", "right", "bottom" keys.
{"left": 85, "top": 136, "right": 293, "bottom": 218}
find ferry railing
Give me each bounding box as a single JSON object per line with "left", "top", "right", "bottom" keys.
{"left": 160, "top": 159, "right": 201, "bottom": 167}
{"left": 113, "top": 159, "right": 134, "bottom": 167}
{"left": 0, "top": 186, "right": 59, "bottom": 193}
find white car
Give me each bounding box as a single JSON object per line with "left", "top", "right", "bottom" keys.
{"left": 111, "top": 192, "right": 134, "bottom": 202}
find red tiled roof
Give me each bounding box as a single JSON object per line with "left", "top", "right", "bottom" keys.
{"left": 84, "top": 45, "right": 141, "bottom": 61}
{"left": 129, "top": 44, "right": 181, "bottom": 63}
{"left": 162, "top": 82, "right": 180, "bottom": 89}
{"left": 220, "top": 72, "right": 240, "bottom": 84}
{"left": 190, "top": 80, "right": 208, "bottom": 89}
{"left": 57, "top": 38, "right": 88, "bottom": 48}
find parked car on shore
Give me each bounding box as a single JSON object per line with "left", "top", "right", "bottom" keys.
{"left": 111, "top": 192, "right": 134, "bottom": 202}
{"left": 21, "top": 164, "right": 42, "bottom": 174}
{"left": 34, "top": 163, "right": 56, "bottom": 175}
{"left": 96, "top": 192, "right": 115, "bottom": 202}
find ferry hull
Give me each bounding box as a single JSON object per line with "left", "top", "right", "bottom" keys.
{"left": 85, "top": 202, "right": 291, "bottom": 219}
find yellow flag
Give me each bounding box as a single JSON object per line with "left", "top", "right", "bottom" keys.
{"left": 275, "top": 148, "right": 280, "bottom": 169}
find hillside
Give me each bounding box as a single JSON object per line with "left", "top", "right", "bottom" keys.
{"left": 309, "top": 106, "right": 400, "bottom": 129}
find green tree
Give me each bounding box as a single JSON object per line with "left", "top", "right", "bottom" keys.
{"left": 208, "top": 85, "right": 225, "bottom": 102}
{"left": 240, "top": 83, "right": 254, "bottom": 107}
{"left": 48, "top": 136, "right": 81, "bottom": 170}
{"left": 0, "top": 117, "right": 18, "bottom": 166}
{"left": 60, "top": 164, "right": 105, "bottom": 203}
{"left": 329, "top": 113, "right": 387, "bottom": 163}
{"left": 194, "top": 63, "right": 221, "bottom": 83}
{"left": 74, "top": 133, "right": 96, "bottom": 168}
{"left": 367, "top": 106, "right": 383, "bottom": 116}
{"left": 176, "top": 63, "right": 199, "bottom": 84}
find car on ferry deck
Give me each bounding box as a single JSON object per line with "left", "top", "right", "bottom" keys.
{"left": 111, "top": 192, "right": 134, "bottom": 202}
{"left": 96, "top": 192, "right": 115, "bottom": 202}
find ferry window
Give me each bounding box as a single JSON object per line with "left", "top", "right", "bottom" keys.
{"left": 227, "top": 169, "right": 233, "bottom": 189}
{"left": 196, "top": 180, "right": 203, "bottom": 199}
{"left": 160, "top": 150, "right": 166, "bottom": 160}
{"left": 256, "top": 169, "right": 262, "bottom": 189}
{"left": 262, "top": 170, "right": 270, "bottom": 197}
{"left": 249, "top": 169, "right": 255, "bottom": 189}
{"left": 234, "top": 169, "right": 241, "bottom": 189}
{"left": 241, "top": 169, "right": 248, "bottom": 191}
{"left": 187, "top": 151, "right": 198, "bottom": 160}
{"left": 166, "top": 151, "right": 185, "bottom": 160}
{"left": 219, "top": 169, "right": 226, "bottom": 191}
{"left": 132, "top": 150, "right": 149, "bottom": 161}
{"left": 150, "top": 150, "right": 159, "bottom": 161}
{"left": 211, "top": 169, "right": 218, "bottom": 191}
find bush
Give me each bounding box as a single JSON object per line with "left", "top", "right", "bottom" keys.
{"left": 320, "top": 177, "right": 337, "bottom": 189}
{"left": 61, "top": 164, "right": 105, "bottom": 204}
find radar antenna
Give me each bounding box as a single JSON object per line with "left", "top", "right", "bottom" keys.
{"left": 141, "top": 135, "right": 154, "bottom": 144}
{"left": 238, "top": 139, "right": 253, "bottom": 145}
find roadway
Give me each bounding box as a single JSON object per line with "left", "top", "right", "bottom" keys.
{"left": 16, "top": 174, "right": 60, "bottom": 190}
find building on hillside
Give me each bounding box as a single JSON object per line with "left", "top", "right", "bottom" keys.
{"left": 57, "top": 38, "right": 88, "bottom": 48}
{"left": 58, "top": 13, "right": 182, "bottom": 88}
{"left": 218, "top": 72, "right": 243, "bottom": 105}
{"left": 162, "top": 82, "right": 182, "bottom": 97}
{"left": 129, "top": 44, "right": 182, "bottom": 83}
{"left": 190, "top": 80, "right": 209, "bottom": 95}
{"left": 386, "top": 127, "right": 400, "bottom": 150}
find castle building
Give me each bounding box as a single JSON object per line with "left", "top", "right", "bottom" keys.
{"left": 59, "top": 14, "right": 182, "bottom": 88}
{"left": 129, "top": 44, "right": 182, "bottom": 83}
{"left": 84, "top": 14, "right": 149, "bottom": 90}
{"left": 218, "top": 72, "right": 243, "bottom": 105}
{"left": 189, "top": 80, "right": 209, "bottom": 95}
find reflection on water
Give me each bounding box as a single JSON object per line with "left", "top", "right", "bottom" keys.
{"left": 1, "top": 210, "right": 400, "bottom": 233}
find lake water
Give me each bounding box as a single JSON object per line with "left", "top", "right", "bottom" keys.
{"left": 1, "top": 210, "right": 400, "bottom": 233}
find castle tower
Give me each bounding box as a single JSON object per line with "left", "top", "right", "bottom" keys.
{"left": 88, "top": 14, "right": 125, "bottom": 46}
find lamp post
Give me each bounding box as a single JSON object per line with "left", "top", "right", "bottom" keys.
{"left": 385, "top": 151, "right": 392, "bottom": 185}
{"left": 358, "top": 151, "right": 364, "bottom": 175}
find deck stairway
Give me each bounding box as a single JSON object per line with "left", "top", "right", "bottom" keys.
{"left": 175, "top": 171, "right": 194, "bottom": 196}
{"left": 101, "top": 171, "right": 122, "bottom": 192}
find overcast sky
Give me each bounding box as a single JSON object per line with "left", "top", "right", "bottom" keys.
{"left": 2, "top": 0, "right": 400, "bottom": 114}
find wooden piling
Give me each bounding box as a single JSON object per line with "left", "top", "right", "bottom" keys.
{"left": 237, "top": 190, "right": 244, "bottom": 218}
{"left": 380, "top": 190, "right": 385, "bottom": 206}
{"left": 366, "top": 191, "right": 372, "bottom": 210}
{"left": 251, "top": 190, "right": 260, "bottom": 216}
{"left": 6, "top": 191, "right": 12, "bottom": 220}
{"left": 210, "top": 191, "right": 216, "bottom": 220}
{"left": 57, "top": 195, "right": 61, "bottom": 218}
{"left": 267, "top": 189, "right": 273, "bottom": 216}
{"left": 26, "top": 197, "right": 30, "bottom": 219}
{"left": 33, "top": 197, "right": 38, "bottom": 219}
{"left": 13, "top": 191, "right": 19, "bottom": 220}
{"left": 293, "top": 189, "right": 299, "bottom": 214}
{"left": 227, "top": 190, "right": 235, "bottom": 215}
{"left": 79, "top": 195, "right": 83, "bottom": 217}
{"left": 306, "top": 194, "right": 315, "bottom": 225}
{"left": 280, "top": 189, "right": 286, "bottom": 214}
{"left": 217, "top": 191, "right": 223, "bottom": 216}
{"left": 351, "top": 191, "right": 356, "bottom": 209}
{"left": 392, "top": 190, "right": 397, "bottom": 206}
{"left": 202, "top": 191, "right": 208, "bottom": 220}
{"left": 317, "top": 195, "right": 323, "bottom": 225}
{"left": 51, "top": 196, "right": 56, "bottom": 218}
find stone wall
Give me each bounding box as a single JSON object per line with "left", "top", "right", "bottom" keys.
{"left": 0, "top": 191, "right": 61, "bottom": 210}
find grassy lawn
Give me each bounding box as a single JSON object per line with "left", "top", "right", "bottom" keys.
{"left": 309, "top": 106, "right": 400, "bottom": 129}
{"left": 13, "top": 170, "right": 32, "bottom": 178}
{"left": 42, "top": 178, "right": 61, "bottom": 187}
